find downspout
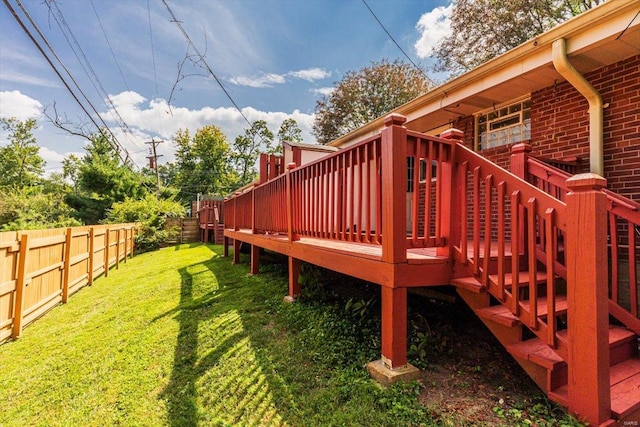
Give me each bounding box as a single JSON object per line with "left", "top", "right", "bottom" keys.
{"left": 552, "top": 38, "right": 604, "bottom": 175}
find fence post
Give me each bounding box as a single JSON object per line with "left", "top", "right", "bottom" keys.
{"left": 439, "top": 129, "right": 463, "bottom": 257}
{"left": 565, "top": 173, "right": 610, "bottom": 426}
{"left": 115, "top": 228, "right": 121, "bottom": 270}
{"left": 286, "top": 162, "right": 299, "bottom": 243}
{"left": 104, "top": 228, "right": 110, "bottom": 278}
{"left": 88, "top": 227, "right": 95, "bottom": 286}
{"left": 510, "top": 143, "right": 532, "bottom": 180}
{"left": 381, "top": 114, "right": 407, "bottom": 264}
{"left": 62, "top": 228, "right": 72, "bottom": 303}
{"left": 12, "top": 234, "right": 28, "bottom": 339}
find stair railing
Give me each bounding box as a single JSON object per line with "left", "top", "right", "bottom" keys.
{"left": 514, "top": 144, "right": 640, "bottom": 334}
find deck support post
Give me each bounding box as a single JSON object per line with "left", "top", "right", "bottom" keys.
{"left": 381, "top": 114, "right": 407, "bottom": 264}
{"left": 565, "top": 173, "right": 610, "bottom": 426}
{"left": 367, "top": 285, "right": 420, "bottom": 385}
{"left": 250, "top": 245, "right": 260, "bottom": 275}
{"left": 380, "top": 286, "right": 408, "bottom": 368}
{"left": 223, "top": 236, "right": 229, "bottom": 257}
{"left": 510, "top": 143, "right": 532, "bottom": 180}
{"left": 284, "top": 256, "right": 301, "bottom": 303}
{"left": 233, "top": 239, "right": 241, "bottom": 265}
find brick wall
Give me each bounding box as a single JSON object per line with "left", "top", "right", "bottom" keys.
{"left": 467, "top": 54, "right": 640, "bottom": 202}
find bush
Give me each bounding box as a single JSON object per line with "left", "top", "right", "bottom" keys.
{"left": 0, "top": 186, "right": 81, "bottom": 231}
{"left": 106, "top": 194, "right": 185, "bottom": 252}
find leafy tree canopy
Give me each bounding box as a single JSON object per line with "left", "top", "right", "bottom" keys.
{"left": 65, "top": 132, "right": 149, "bottom": 224}
{"left": 277, "top": 118, "right": 303, "bottom": 144}
{"left": 172, "top": 124, "right": 236, "bottom": 204}
{"left": 432, "top": 0, "right": 602, "bottom": 76}
{"left": 312, "top": 59, "right": 433, "bottom": 145}
{"left": 0, "top": 117, "right": 45, "bottom": 188}
{"left": 232, "top": 120, "right": 274, "bottom": 188}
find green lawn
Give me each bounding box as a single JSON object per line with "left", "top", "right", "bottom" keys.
{"left": 0, "top": 243, "right": 581, "bottom": 426}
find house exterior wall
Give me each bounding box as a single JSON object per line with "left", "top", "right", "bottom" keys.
{"left": 452, "top": 54, "right": 639, "bottom": 202}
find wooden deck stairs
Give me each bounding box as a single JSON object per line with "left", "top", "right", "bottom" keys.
{"left": 221, "top": 116, "right": 640, "bottom": 426}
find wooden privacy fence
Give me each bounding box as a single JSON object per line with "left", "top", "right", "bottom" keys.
{"left": 0, "top": 223, "right": 137, "bottom": 344}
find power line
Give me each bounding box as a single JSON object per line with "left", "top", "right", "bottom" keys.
{"left": 44, "top": 0, "right": 145, "bottom": 153}
{"left": 361, "top": 0, "right": 437, "bottom": 88}
{"left": 147, "top": 0, "right": 160, "bottom": 96}
{"left": 160, "top": 0, "right": 255, "bottom": 130}
{"left": 4, "top": 0, "right": 136, "bottom": 167}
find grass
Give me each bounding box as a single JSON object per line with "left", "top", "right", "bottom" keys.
{"left": 0, "top": 243, "right": 583, "bottom": 426}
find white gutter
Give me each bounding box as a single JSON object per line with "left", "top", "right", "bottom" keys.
{"left": 551, "top": 38, "right": 604, "bottom": 175}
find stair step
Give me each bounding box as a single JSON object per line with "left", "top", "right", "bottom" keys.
{"left": 476, "top": 295, "right": 569, "bottom": 328}
{"left": 507, "top": 338, "right": 565, "bottom": 370}
{"left": 451, "top": 276, "right": 483, "bottom": 293}
{"left": 488, "top": 271, "right": 548, "bottom": 288}
{"left": 611, "top": 357, "right": 640, "bottom": 419}
{"left": 557, "top": 326, "right": 637, "bottom": 366}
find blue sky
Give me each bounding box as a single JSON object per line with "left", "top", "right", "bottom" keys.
{"left": 0, "top": 0, "right": 452, "bottom": 173}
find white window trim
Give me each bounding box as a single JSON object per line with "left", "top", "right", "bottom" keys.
{"left": 474, "top": 95, "right": 531, "bottom": 151}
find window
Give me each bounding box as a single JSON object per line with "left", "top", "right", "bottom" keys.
{"left": 476, "top": 98, "right": 531, "bottom": 150}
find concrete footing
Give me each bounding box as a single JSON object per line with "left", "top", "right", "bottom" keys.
{"left": 283, "top": 295, "right": 297, "bottom": 303}
{"left": 366, "top": 360, "right": 421, "bottom": 386}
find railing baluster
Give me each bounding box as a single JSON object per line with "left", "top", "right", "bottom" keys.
{"left": 460, "top": 162, "right": 468, "bottom": 263}
{"left": 483, "top": 175, "right": 493, "bottom": 288}
{"left": 435, "top": 143, "right": 444, "bottom": 241}
{"left": 610, "top": 212, "right": 619, "bottom": 303}
{"left": 497, "top": 182, "right": 506, "bottom": 301}
{"left": 528, "top": 197, "right": 538, "bottom": 330}
{"left": 375, "top": 139, "right": 381, "bottom": 245}
{"left": 473, "top": 167, "right": 481, "bottom": 275}
{"left": 365, "top": 143, "right": 371, "bottom": 243}
{"left": 629, "top": 220, "right": 638, "bottom": 317}
{"left": 425, "top": 139, "right": 433, "bottom": 244}
{"left": 546, "top": 208, "right": 557, "bottom": 348}
{"left": 511, "top": 190, "right": 521, "bottom": 315}
{"left": 357, "top": 146, "right": 363, "bottom": 243}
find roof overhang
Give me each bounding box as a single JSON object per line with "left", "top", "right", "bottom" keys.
{"left": 330, "top": 0, "right": 640, "bottom": 147}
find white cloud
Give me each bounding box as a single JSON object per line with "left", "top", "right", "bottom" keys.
{"left": 0, "top": 90, "right": 43, "bottom": 120}
{"left": 288, "top": 68, "right": 331, "bottom": 82}
{"left": 414, "top": 3, "right": 453, "bottom": 59}
{"left": 99, "top": 91, "right": 316, "bottom": 167}
{"left": 311, "top": 87, "right": 334, "bottom": 97}
{"left": 230, "top": 68, "right": 331, "bottom": 88}
{"left": 229, "top": 73, "right": 287, "bottom": 88}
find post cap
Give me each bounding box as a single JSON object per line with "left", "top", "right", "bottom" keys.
{"left": 384, "top": 113, "right": 407, "bottom": 127}
{"left": 440, "top": 128, "right": 464, "bottom": 141}
{"left": 566, "top": 173, "right": 607, "bottom": 192}
{"left": 511, "top": 143, "right": 532, "bottom": 154}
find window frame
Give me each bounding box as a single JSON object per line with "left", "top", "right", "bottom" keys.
{"left": 474, "top": 96, "right": 531, "bottom": 151}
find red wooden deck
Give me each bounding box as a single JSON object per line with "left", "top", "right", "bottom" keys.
{"left": 217, "top": 114, "right": 640, "bottom": 426}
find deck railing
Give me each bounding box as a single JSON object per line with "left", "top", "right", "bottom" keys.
{"left": 224, "top": 115, "right": 456, "bottom": 259}
{"left": 521, "top": 150, "right": 640, "bottom": 333}
{"left": 454, "top": 144, "right": 569, "bottom": 350}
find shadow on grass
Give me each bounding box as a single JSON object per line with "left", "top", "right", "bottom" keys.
{"left": 158, "top": 244, "right": 292, "bottom": 426}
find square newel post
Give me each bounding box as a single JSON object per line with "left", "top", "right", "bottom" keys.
{"left": 438, "top": 129, "right": 463, "bottom": 257}
{"left": 381, "top": 113, "right": 408, "bottom": 264}
{"left": 286, "top": 162, "right": 299, "bottom": 243}
{"left": 510, "top": 143, "right": 532, "bottom": 180}
{"left": 259, "top": 153, "right": 268, "bottom": 184}
{"left": 565, "top": 173, "right": 610, "bottom": 426}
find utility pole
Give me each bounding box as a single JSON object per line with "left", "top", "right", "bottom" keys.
{"left": 145, "top": 139, "right": 164, "bottom": 198}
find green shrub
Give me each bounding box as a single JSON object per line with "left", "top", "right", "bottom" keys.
{"left": 106, "top": 194, "right": 185, "bottom": 252}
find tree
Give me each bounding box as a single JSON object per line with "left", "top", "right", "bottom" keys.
{"left": 232, "top": 120, "right": 274, "bottom": 187}
{"left": 173, "top": 124, "right": 236, "bottom": 204}
{"left": 312, "top": 59, "right": 433, "bottom": 144}
{"left": 431, "top": 0, "right": 602, "bottom": 76}
{"left": 277, "top": 118, "right": 303, "bottom": 144}
{"left": 0, "top": 118, "right": 45, "bottom": 188}
{"left": 65, "top": 132, "right": 148, "bottom": 224}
